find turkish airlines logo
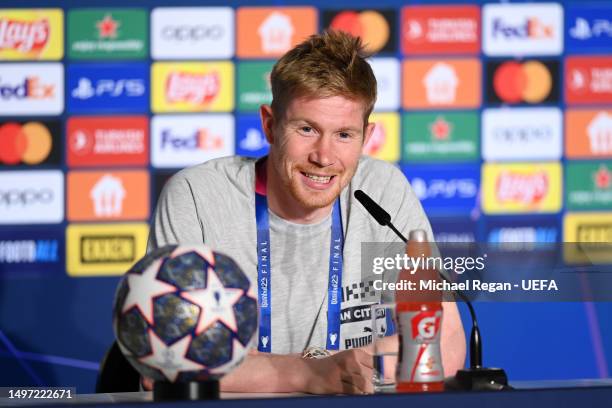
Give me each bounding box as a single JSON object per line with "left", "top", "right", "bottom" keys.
{"left": 482, "top": 3, "right": 563, "bottom": 56}
{"left": 165, "top": 71, "right": 220, "bottom": 105}
{"left": 401, "top": 5, "right": 480, "bottom": 55}
{"left": 566, "top": 56, "right": 612, "bottom": 105}
{"left": 0, "top": 17, "right": 49, "bottom": 53}
{"left": 66, "top": 116, "right": 148, "bottom": 167}
{"left": 0, "top": 121, "right": 60, "bottom": 166}
{"left": 496, "top": 171, "right": 548, "bottom": 205}
{"left": 487, "top": 60, "right": 559, "bottom": 104}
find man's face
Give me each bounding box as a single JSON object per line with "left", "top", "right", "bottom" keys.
{"left": 261, "top": 95, "right": 374, "bottom": 211}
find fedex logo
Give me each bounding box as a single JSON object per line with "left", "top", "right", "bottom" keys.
{"left": 0, "top": 76, "right": 54, "bottom": 99}
{"left": 492, "top": 17, "right": 554, "bottom": 39}
{"left": 151, "top": 114, "right": 234, "bottom": 168}
{"left": 0, "top": 63, "right": 63, "bottom": 115}
{"left": 483, "top": 4, "right": 562, "bottom": 56}
{"left": 67, "top": 63, "right": 148, "bottom": 113}
{"left": 160, "top": 128, "right": 224, "bottom": 151}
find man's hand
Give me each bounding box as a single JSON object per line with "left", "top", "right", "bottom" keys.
{"left": 300, "top": 349, "right": 373, "bottom": 394}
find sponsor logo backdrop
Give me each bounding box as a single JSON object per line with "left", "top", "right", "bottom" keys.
{"left": 1, "top": 0, "right": 612, "bottom": 394}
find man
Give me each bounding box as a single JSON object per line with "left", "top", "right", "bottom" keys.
{"left": 149, "top": 31, "right": 465, "bottom": 394}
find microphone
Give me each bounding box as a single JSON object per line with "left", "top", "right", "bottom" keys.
{"left": 353, "top": 189, "right": 511, "bottom": 391}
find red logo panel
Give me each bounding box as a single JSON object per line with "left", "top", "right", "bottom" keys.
{"left": 401, "top": 5, "right": 480, "bottom": 55}
{"left": 66, "top": 116, "right": 148, "bottom": 167}
{"left": 566, "top": 56, "right": 612, "bottom": 105}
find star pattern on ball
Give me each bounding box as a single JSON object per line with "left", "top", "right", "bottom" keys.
{"left": 172, "top": 246, "right": 215, "bottom": 266}
{"left": 122, "top": 259, "right": 177, "bottom": 325}
{"left": 181, "top": 268, "right": 243, "bottom": 335}
{"left": 208, "top": 338, "right": 249, "bottom": 376}
{"left": 140, "top": 329, "right": 204, "bottom": 382}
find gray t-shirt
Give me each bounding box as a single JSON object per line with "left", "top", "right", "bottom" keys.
{"left": 149, "top": 155, "right": 433, "bottom": 354}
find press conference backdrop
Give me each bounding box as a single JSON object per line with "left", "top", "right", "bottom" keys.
{"left": 1, "top": 0, "right": 611, "bottom": 392}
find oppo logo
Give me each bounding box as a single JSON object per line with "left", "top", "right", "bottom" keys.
{"left": 161, "top": 25, "right": 224, "bottom": 41}
{"left": 0, "top": 189, "right": 54, "bottom": 206}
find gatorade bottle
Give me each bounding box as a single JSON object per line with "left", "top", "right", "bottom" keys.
{"left": 395, "top": 230, "right": 444, "bottom": 392}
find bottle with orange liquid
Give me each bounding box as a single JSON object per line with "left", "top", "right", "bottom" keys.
{"left": 395, "top": 230, "right": 444, "bottom": 392}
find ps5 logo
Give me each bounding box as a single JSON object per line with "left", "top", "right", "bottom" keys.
{"left": 570, "top": 17, "right": 612, "bottom": 40}
{"left": 71, "top": 77, "right": 145, "bottom": 100}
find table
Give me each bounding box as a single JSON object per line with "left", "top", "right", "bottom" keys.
{"left": 2, "top": 379, "right": 612, "bottom": 408}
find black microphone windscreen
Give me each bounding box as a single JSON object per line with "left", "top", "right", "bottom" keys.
{"left": 353, "top": 190, "right": 391, "bottom": 226}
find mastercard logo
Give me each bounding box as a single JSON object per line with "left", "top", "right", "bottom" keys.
{"left": 329, "top": 10, "right": 390, "bottom": 53}
{"left": 492, "top": 60, "right": 554, "bottom": 104}
{"left": 0, "top": 122, "right": 53, "bottom": 165}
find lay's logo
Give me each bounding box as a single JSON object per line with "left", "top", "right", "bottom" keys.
{"left": 496, "top": 171, "right": 548, "bottom": 205}
{"left": 0, "top": 18, "right": 49, "bottom": 53}
{"left": 165, "top": 71, "right": 220, "bottom": 105}
{"left": 482, "top": 163, "right": 561, "bottom": 214}
{"left": 0, "top": 9, "right": 63, "bottom": 60}
{"left": 152, "top": 62, "right": 234, "bottom": 112}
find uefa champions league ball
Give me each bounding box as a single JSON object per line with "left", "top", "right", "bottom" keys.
{"left": 113, "top": 245, "right": 258, "bottom": 383}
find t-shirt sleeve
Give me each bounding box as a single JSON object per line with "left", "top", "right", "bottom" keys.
{"left": 147, "top": 173, "right": 205, "bottom": 252}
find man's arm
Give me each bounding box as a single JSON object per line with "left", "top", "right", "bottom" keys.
{"left": 440, "top": 301, "right": 466, "bottom": 376}
{"left": 220, "top": 349, "right": 373, "bottom": 394}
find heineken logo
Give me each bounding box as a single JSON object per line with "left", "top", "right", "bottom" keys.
{"left": 96, "top": 14, "right": 119, "bottom": 39}
{"left": 429, "top": 116, "right": 452, "bottom": 140}
{"left": 594, "top": 165, "right": 611, "bottom": 189}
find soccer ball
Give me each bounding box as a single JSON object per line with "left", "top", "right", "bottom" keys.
{"left": 113, "top": 245, "right": 258, "bottom": 383}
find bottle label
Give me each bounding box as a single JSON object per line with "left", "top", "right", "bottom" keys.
{"left": 396, "top": 310, "right": 444, "bottom": 383}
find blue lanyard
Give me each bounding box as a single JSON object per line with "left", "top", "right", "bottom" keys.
{"left": 255, "top": 193, "right": 344, "bottom": 352}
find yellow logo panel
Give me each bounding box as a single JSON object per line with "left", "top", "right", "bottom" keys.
{"left": 0, "top": 9, "right": 63, "bottom": 60}
{"left": 563, "top": 212, "right": 612, "bottom": 264}
{"left": 482, "top": 162, "right": 562, "bottom": 214}
{"left": 66, "top": 223, "right": 149, "bottom": 277}
{"left": 364, "top": 112, "right": 400, "bottom": 162}
{"left": 151, "top": 62, "right": 234, "bottom": 113}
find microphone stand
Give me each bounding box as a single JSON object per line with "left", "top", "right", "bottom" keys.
{"left": 354, "top": 190, "right": 511, "bottom": 391}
